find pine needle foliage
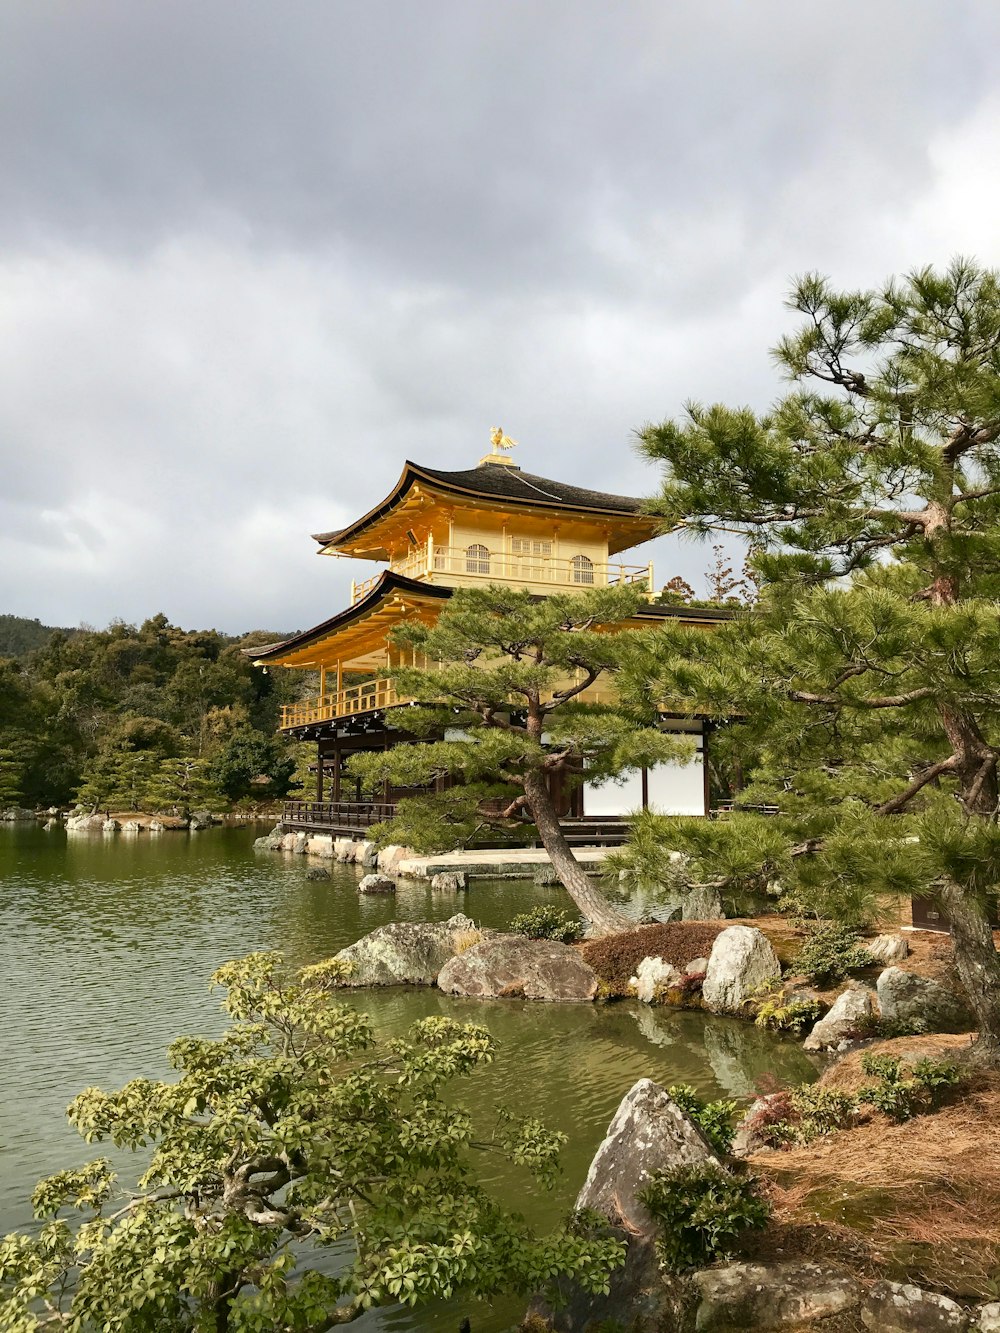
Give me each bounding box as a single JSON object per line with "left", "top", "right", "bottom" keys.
{"left": 625, "top": 259, "right": 1000, "bottom": 1059}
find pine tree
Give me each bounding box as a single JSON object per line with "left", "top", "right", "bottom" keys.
{"left": 632, "top": 258, "right": 1000, "bottom": 1060}
{"left": 346, "top": 583, "right": 691, "bottom": 937}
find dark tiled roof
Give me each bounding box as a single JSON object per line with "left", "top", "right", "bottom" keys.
{"left": 312, "top": 460, "right": 648, "bottom": 545}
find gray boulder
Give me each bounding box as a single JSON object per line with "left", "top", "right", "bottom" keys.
{"left": 528, "top": 1079, "right": 721, "bottom": 1331}
{"left": 685, "top": 955, "right": 710, "bottom": 976}
{"left": 306, "top": 867, "right": 331, "bottom": 880}
{"left": 1, "top": 807, "right": 36, "bottom": 822}
{"left": 358, "top": 873, "right": 396, "bottom": 895}
{"left": 693, "top": 1260, "right": 861, "bottom": 1330}
{"left": 189, "top": 810, "right": 214, "bottom": 830}
{"left": 868, "top": 933, "right": 909, "bottom": 964}
{"left": 437, "top": 935, "right": 598, "bottom": 1002}
{"left": 576, "top": 1078, "right": 721, "bottom": 1231}
{"left": 862, "top": 1280, "right": 969, "bottom": 1331}
{"left": 877, "top": 966, "right": 972, "bottom": 1033}
{"left": 631, "top": 956, "right": 682, "bottom": 1003}
{"left": 334, "top": 914, "right": 480, "bottom": 987}
{"left": 102, "top": 818, "right": 120, "bottom": 833}
{"left": 976, "top": 1303, "right": 1000, "bottom": 1332}
{"left": 121, "top": 820, "right": 144, "bottom": 834}
{"left": 681, "top": 884, "right": 724, "bottom": 920}
{"left": 703, "top": 925, "right": 782, "bottom": 1014}
{"left": 376, "top": 844, "right": 413, "bottom": 876}
{"left": 803, "top": 985, "right": 874, "bottom": 1052}
{"left": 430, "top": 870, "right": 469, "bottom": 892}
{"left": 66, "top": 813, "right": 106, "bottom": 832}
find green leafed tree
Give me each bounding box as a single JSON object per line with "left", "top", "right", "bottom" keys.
{"left": 0, "top": 952, "right": 623, "bottom": 1330}
{"left": 626, "top": 258, "right": 1000, "bottom": 1060}
{"left": 347, "top": 583, "right": 691, "bottom": 937}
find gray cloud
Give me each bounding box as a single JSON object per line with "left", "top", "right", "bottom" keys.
{"left": 2, "top": 2, "right": 1000, "bottom": 631}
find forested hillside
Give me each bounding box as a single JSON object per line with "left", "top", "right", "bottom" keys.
{"left": 0, "top": 614, "right": 77, "bottom": 658}
{"left": 0, "top": 613, "right": 310, "bottom": 812}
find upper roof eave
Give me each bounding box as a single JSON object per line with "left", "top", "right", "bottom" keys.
{"left": 312, "top": 459, "right": 660, "bottom": 551}
{"left": 249, "top": 571, "right": 451, "bottom": 663}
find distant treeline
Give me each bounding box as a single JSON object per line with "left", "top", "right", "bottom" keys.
{"left": 0, "top": 614, "right": 79, "bottom": 659}
{"left": 0, "top": 613, "right": 312, "bottom": 812}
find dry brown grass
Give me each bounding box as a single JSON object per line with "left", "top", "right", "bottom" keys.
{"left": 746, "top": 1037, "right": 1000, "bottom": 1298}
{"left": 451, "top": 927, "right": 484, "bottom": 954}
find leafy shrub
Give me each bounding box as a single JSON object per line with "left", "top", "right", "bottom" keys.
{"left": 640, "top": 1165, "right": 771, "bottom": 1271}
{"left": 848, "top": 1012, "right": 930, "bottom": 1041}
{"left": 508, "top": 906, "right": 584, "bottom": 943}
{"left": 858, "top": 1053, "right": 961, "bottom": 1123}
{"left": 746, "top": 1084, "right": 858, "bottom": 1148}
{"left": 667, "top": 1084, "right": 739, "bottom": 1156}
{"left": 754, "top": 995, "right": 824, "bottom": 1035}
{"left": 795, "top": 925, "right": 874, "bottom": 986}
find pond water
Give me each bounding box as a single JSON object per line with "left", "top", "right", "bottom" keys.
{"left": 0, "top": 824, "right": 818, "bottom": 1331}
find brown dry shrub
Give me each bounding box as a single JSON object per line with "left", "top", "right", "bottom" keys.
{"left": 582, "top": 922, "right": 724, "bottom": 997}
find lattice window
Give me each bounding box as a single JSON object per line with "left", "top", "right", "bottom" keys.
{"left": 466, "top": 543, "right": 491, "bottom": 574}
{"left": 571, "top": 554, "right": 595, "bottom": 584}
{"left": 510, "top": 537, "right": 552, "bottom": 556}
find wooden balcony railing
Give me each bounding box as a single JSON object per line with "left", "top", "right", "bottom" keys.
{"left": 281, "top": 678, "right": 400, "bottom": 729}
{"left": 350, "top": 543, "right": 653, "bottom": 605}
{"left": 280, "top": 673, "right": 616, "bottom": 730}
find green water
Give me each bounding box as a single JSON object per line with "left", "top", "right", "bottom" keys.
{"left": 0, "top": 823, "right": 817, "bottom": 1331}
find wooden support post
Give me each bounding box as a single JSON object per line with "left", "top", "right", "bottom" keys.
{"left": 333, "top": 732, "right": 341, "bottom": 803}
{"left": 316, "top": 738, "right": 324, "bottom": 801}
{"left": 701, "top": 724, "right": 710, "bottom": 817}
{"left": 641, "top": 765, "right": 649, "bottom": 810}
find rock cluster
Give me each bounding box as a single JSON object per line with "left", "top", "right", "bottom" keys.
{"left": 877, "top": 966, "right": 973, "bottom": 1033}
{"left": 802, "top": 985, "right": 873, "bottom": 1052}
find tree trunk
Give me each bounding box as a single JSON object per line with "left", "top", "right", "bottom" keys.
{"left": 522, "top": 769, "right": 632, "bottom": 937}
{"left": 939, "top": 879, "right": 1000, "bottom": 1064}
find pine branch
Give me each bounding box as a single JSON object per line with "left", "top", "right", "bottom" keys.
{"left": 875, "top": 755, "right": 958, "bottom": 815}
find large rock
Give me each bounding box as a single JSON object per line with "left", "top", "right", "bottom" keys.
{"left": 431, "top": 870, "right": 469, "bottom": 892}
{"left": 976, "top": 1303, "right": 1000, "bottom": 1332}
{"left": 803, "top": 985, "right": 874, "bottom": 1052}
{"left": 1, "top": 807, "right": 36, "bottom": 822}
{"left": 333, "top": 837, "right": 356, "bottom": 862}
{"left": 358, "top": 873, "right": 396, "bottom": 895}
{"left": 576, "top": 1078, "right": 721, "bottom": 1232}
{"left": 868, "top": 933, "right": 909, "bottom": 964}
{"left": 334, "top": 914, "right": 480, "bottom": 987}
{"left": 862, "top": 1280, "right": 969, "bottom": 1331}
{"left": 877, "top": 966, "right": 972, "bottom": 1033}
{"left": 305, "top": 835, "right": 335, "bottom": 859}
{"left": 692, "top": 1260, "right": 861, "bottom": 1330}
{"left": 528, "top": 1079, "right": 720, "bottom": 1331}
{"left": 254, "top": 824, "right": 286, "bottom": 852}
{"left": 437, "top": 935, "right": 598, "bottom": 1002}
{"left": 377, "top": 844, "right": 413, "bottom": 876}
{"left": 189, "top": 810, "right": 215, "bottom": 831}
{"left": 681, "top": 884, "right": 724, "bottom": 920}
{"left": 66, "top": 813, "right": 106, "bottom": 832}
{"left": 703, "top": 925, "right": 782, "bottom": 1014}
{"left": 102, "top": 818, "right": 120, "bottom": 833}
{"left": 631, "top": 956, "right": 682, "bottom": 1003}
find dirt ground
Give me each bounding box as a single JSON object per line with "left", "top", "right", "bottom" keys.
{"left": 746, "top": 1035, "right": 1000, "bottom": 1300}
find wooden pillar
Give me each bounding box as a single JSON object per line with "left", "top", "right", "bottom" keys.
{"left": 701, "top": 724, "right": 710, "bottom": 817}
{"left": 316, "top": 738, "right": 324, "bottom": 801}
{"left": 332, "top": 732, "right": 341, "bottom": 803}
{"left": 641, "top": 765, "right": 649, "bottom": 810}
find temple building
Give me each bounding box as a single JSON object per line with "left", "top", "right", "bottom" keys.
{"left": 253, "top": 436, "right": 729, "bottom": 839}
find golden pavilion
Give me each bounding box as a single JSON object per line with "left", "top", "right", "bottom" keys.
{"left": 254, "top": 436, "right": 728, "bottom": 838}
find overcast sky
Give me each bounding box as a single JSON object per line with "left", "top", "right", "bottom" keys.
{"left": 3, "top": 1, "right": 1000, "bottom": 634}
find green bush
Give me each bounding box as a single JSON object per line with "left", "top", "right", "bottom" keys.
{"left": 754, "top": 995, "right": 824, "bottom": 1035}
{"left": 747, "top": 1084, "right": 858, "bottom": 1148}
{"left": 795, "top": 925, "right": 874, "bottom": 986}
{"left": 509, "top": 905, "right": 585, "bottom": 943}
{"left": 667, "top": 1084, "right": 739, "bottom": 1156}
{"left": 858, "top": 1053, "right": 961, "bottom": 1123}
{"left": 640, "top": 1165, "right": 771, "bottom": 1271}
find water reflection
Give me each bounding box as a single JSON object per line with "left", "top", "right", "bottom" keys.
{"left": 0, "top": 824, "right": 817, "bottom": 1332}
